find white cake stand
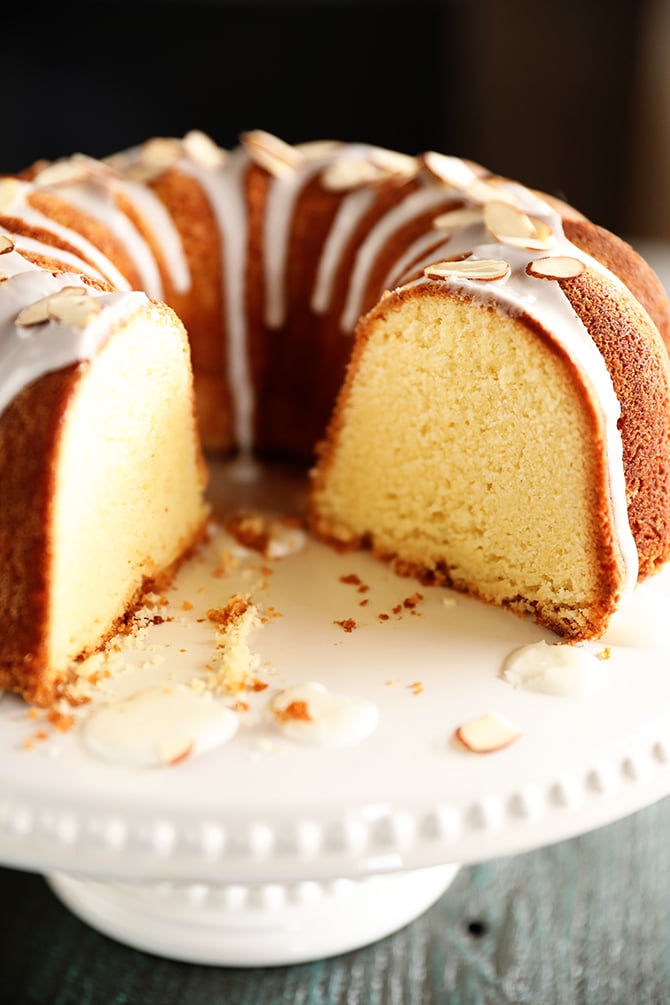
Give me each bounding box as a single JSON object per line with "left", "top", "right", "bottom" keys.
{"left": 1, "top": 461, "right": 669, "bottom": 967}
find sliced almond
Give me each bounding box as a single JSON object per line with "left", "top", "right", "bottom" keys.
{"left": 526, "top": 255, "right": 585, "bottom": 280}
{"left": 465, "top": 177, "right": 518, "bottom": 207}
{"left": 454, "top": 712, "right": 522, "bottom": 753}
{"left": 182, "top": 130, "right": 228, "bottom": 170}
{"left": 15, "top": 298, "right": 51, "bottom": 327}
{"left": 48, "top": 288, "right": 102, "bottom": 327}
{"left": 484, "top": 200, "right": 536, "bottom": 239}
{"left": 15, "top": 286, "right": 101, "bottom": 328}
{"left": 423, "top": 151, "right": 476, "bottom": 188}
{"left": 120, "top": 137, "right": 181, "bottom": 182}
{"left": 369, "top": 147, "right": 418, "bottom": 180}
{"left": 242, "top": 130, "right": 304, "bottom": 178}
{"left": 433, "top": 207, "right": 483, "bottom": 232}
{"left": 321, "top": 157, "right": 384, "bottom": 191}
{"left": 295, "top": 139, "right": 341, "bottom": 159}
{"left": 33, "top": 156, "right": 94, "bottom": 187}
{"left": 158, "top": 738, "right": 195, "bottom": 766}
{"left": 0, "top": 234, "right": 15, "bottom": 254}
{"left": 112, "top": 138, "right": 181, "bottom": 184}
{"left": 484, "top": 201, "right": 555, "bottom": 250}
{"left": 0, "top": 178, "right": 22, "bottom": 213}
{"left": 424, "top": 258, "right": 510, "bottom": 282}
{"left": 141, "top": 137, "right": 181, "bottom": 169}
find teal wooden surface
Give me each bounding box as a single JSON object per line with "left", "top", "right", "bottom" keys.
{"left": 1, "top": 797, "right": 669, "bottom": 1003}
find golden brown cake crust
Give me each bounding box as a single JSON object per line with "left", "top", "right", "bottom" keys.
{"left": 0, "top": 364, "right": 81, "bottom": 706}
{"left": 563, "top": 217, "right": 670, "bottom": 353}
{"left": 558, "top": 268, "right": 670, "bottom": 578}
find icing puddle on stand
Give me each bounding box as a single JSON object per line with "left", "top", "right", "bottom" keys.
{"left": 501, "top": 641, "right": 608, "bottom": 697}
{"left": 83, "top": 685, "right": 239, "bottom": 768}
{"left": 270, "top": 682, "right": 380, "bottom": 748}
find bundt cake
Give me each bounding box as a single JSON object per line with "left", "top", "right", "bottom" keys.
{"left": 1, "top": 128, "right": 670, "bottom": 705}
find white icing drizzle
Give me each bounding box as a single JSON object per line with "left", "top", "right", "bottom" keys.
{"left": 46, "top": 178, "right": 165, "bottom": 299}
{"left": 270, "top": 681, "right": 379, "bottom": 748}
{"left": 5, "top": 185, "right": 131, "bottom": 292}
{"left": 2, "top": 226, "right": 110, "bottom": 282}
{"left": 340, "top": 183, "right": 454, "bottom": 332}
{"left": 0, "top": 265, "right": 149, "bottom": 417}
{"left": 379, "top": 228, "right": 450, "bottom": 293}
{"left": 179, "top": 150, "right": 255, "bottom": 455}
{"left": 82, "top": 685, "right": 239, "bottom": 768}
{"left": 110, "top": 175, "right": 191, "bottom": 295}
{"left": 311, "top": 187, "right": 376, "bottom": 315}
{"left": 502, "top": 640, "right": 607, "bottom": 696}
{"left": 262, "top": 158, "right": 327, "bottom": 329}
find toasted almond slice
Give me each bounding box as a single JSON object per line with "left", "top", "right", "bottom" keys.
{"left": 15, "top": 286, "right": 100, "bottom": 328}
{"left": 369, "top": 147, "right": 418, "bottom": 180}
{"left": 454, "top": 712, "right": 522, "bottom": 753}
{"left": 242, "top": 129, "right": 304, "bottom": 177}
{"left": 484, "top": 200, "right": 536, "bottom": 240}
{"left": 433, "top": 207, "right": 483, "bottom": 232}
{"left": 33, "top": 156, "right": 93, "bottom": 187}
{"left": 295, "top": 139, "right": 341, "bottom": 159}
{"left": 120, "top": 162, "right": 167, "bottom": 184}
{"left": 48, "top": 288, "right": 102, "bottom": 327}
{"left": 425, "top": 258, "right": 510, "bottom": 282}
{"left": 141, "top": 137, "right": 181, "bottom": 169}
{"left": 465, "top": 177, "right": 518, "bottom": 206}
{"left": 0, "top": 234, "right": 14, "bottom": 254}
{"left": 527, "top": 255, "right": 585, "bottom": 280}
{"left": 423, "top": 151, "right": 476, "bottom": 188}
{"left": 0, "top": 178, "right": 22, "bottom": 213}
{"left": 500, "top": 234, "right": 555, "bottom": 251}
{"left": 182, "top": 130, "right": 228, "bottom": 169}
{"left": 15, "top": 298, "right": 51, "bottom": 327}
{"left": 321, "top": 157, "right": 384, "bottom": 191}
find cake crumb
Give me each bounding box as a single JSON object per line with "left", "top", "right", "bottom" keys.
{"left": 273, "top": 699, "right": 312, "bottom": 723}
{"left": 226, "top": 510, "right": 306, "bottom": 559}
{"left": 334, "top": 618, "right": 357, "bottom": 633}
{"left": 206, "top": 594, "right": 262, "bottom": 694}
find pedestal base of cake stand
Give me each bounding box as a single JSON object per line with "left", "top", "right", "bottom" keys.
{"left": 48, "top": 863, "right": 459, "bottom": 967}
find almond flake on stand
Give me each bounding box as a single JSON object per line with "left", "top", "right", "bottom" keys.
{"left": 454, "top": 712, "right": 522, "bottom": 753}
{"left": 425, "top": 258, "right": 510, "bottom": 282}
{"left": 527, "top": 256, "right": 586, "bottom": 280}
{"left": 0, "top": 234, "right": 14, "bottom": 254}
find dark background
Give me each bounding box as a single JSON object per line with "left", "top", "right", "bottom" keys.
{"left": 3, "top": 0, "right": 666, "bottom": 240}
